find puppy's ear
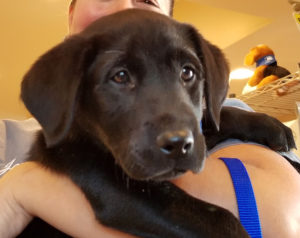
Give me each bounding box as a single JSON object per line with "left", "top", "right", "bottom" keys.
{"left": 186, "top": 27, "right": 229, "bottom": 130}
{"left": 21, "top": 36, "right": 97, "bottom": 147}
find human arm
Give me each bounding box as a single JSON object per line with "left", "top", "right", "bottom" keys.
{"left": 0, "top": 162, "right": 137, "bottom": 238}
{"left": 1, "top": 143, "right": 300, "bottom": 238}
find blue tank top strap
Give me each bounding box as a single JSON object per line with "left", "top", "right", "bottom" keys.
{"left": 219, "top": 157, "right": 263, "bottom": 238}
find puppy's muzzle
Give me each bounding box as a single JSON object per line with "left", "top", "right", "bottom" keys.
{"left": 157, "top": 129, "right": 194, "bottom": 158}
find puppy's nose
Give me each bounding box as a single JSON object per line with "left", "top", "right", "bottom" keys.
{"left": 157, "top": 130, "right": 194, "bottom": 157}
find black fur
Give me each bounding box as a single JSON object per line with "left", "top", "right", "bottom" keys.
{"left": 18, "top": 9, "right": 295, "bottom": 238}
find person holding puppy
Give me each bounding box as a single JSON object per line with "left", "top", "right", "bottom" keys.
{"left": 1, "top": 0, "right": 300, "bottom": 237}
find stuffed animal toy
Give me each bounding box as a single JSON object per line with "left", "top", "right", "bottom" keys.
{"left": 244, "top": 44, "right": 291, "bottom": 87}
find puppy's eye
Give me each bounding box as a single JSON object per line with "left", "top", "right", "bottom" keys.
{"left": 181, "top": 66, "right": 196, "bottom": 83}
{"left": 111, "top": 71, "right": 130, "bottom": 84}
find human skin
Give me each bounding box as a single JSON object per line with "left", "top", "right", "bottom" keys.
{"left": 1, "top": 1, "right": 300, "bottom": 237}
{"left": 68, "top": 0, "right": 171, "bottom": 34}
{"left": 0, "top": 161, "right": 137, "bottom": 238}
{"left": 1, "top": 144, "right": 300, "bottom": 238}
{"left": 173, "top": 144, "right": 300, "bottom": 238}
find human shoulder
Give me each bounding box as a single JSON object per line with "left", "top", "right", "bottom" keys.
{"left": 210, "top": 144, "right": 300, "bottom": 237}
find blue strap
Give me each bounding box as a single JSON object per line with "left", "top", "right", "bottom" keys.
{"left": 219, "top": 158, "right": 263, "bottom": 238}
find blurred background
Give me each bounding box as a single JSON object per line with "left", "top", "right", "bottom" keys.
{"left": 0, "top": 0, "right": 299, "bottom": 154}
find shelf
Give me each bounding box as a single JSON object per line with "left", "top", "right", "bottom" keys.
{"left": 237, "top": 71, "right": 300, "bottom": 122}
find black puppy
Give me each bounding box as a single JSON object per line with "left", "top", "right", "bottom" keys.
{"left": 19, "top": 9, "right": 295, "bottom": 238}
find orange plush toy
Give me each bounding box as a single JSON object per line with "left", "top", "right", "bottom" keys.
{"left": 244, "top": 44, "right": 291, "bottom": 87}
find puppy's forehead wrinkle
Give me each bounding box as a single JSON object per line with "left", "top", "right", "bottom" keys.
{"left": 169, "top": 47, "right": 201, "bottom": 66}
{"left": 183, "top": 46, "right": 200, "bottom": 60}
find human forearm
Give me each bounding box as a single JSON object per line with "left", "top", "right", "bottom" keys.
{"left": 0, "top": 162, "right": 136, "bottom": 238}
{"left": 0, "top": 164, "right": 33, "bottom": 238}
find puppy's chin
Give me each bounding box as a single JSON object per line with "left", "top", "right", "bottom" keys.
{"left": 148, "top": 162, "right": 206, "bottom": 181}
{"left": 123, "top": 168, "right": 188, "bottom": 181}
{"left": 147, "top": 169, "right": 188, "bottom": 181}
{"left": 118, "top": 158, "right": 205, "bottom": 182}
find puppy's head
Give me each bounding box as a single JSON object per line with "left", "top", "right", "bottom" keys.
{"left": 21, "top": 9, "right": 229, "bottom": 180}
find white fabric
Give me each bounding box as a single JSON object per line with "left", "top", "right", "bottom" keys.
{"left": 0, "top": 118, "right": 40, "bottom": 176}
